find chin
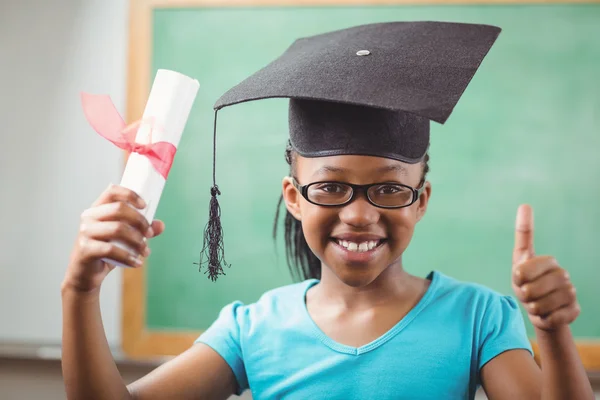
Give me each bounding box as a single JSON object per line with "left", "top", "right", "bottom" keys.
{"left": 326, "top": 263, "right": 388, "bottom": 288}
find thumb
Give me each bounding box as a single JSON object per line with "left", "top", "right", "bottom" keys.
{"left": 149, "top": 219, "right": 165, "bottom": 238}
{"left": 513, "top": 204, "right": 535, "bottom": 267}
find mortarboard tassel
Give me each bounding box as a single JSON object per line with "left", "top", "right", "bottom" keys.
{"left": 197, "top": 110, "right": 230, "bottom": 281}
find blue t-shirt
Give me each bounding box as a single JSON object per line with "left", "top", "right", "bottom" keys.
{"left": 195, "top": 271, "right": 533, "bottom": 399}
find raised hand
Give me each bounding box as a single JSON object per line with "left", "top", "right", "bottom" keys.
{"left": 512, "top": 204, "right": 580, "bottom": 331}
{"left": 63, "top": 184, "right": 165, "bottom": 293}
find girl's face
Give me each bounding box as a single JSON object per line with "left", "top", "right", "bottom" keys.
{"left": 282, "top": 154, "right": 431, "bottom": 287}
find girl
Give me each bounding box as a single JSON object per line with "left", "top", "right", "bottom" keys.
{"left": 62, "top": 21, "right": 593, "bottom": 399}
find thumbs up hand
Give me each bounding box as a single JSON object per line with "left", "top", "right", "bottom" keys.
{"left": 512, "top": 205, "right": 580, "bottom": 331}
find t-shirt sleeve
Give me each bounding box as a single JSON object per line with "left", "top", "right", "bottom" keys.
{"left": 194, "top": 301, "right": 249, "bottom": 394}
{"left": 478, "top": 294, "right": 533, "bottom": 370}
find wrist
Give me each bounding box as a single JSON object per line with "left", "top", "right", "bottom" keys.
{"left": 61, "top": 279, "right": 102, "bottom": 299}
{"left": 535, "top": 324, "right": 575, "bottom": 351}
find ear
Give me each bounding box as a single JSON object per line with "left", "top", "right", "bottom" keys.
{"left": 415, "top": 181, "right": 432, "bottom": 222}
{"left": 282, "top": 176, "right": 302, "bottom": 221}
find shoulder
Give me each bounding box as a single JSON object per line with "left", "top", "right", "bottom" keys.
{"left": 431, "top": 270, "right": 518, "bottom": 308}
{"left": 429, "top": 270, "right": 525, "bottom": 332}
{"left": 429, "top": 271, "right": 532, "bottom": 356}
{"left": 215, "top": 279, "right": 317, "bottom": 328}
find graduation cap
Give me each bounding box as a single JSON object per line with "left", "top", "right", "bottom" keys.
{"left": 198, "top": 21, "right": 501, "bottom": 280}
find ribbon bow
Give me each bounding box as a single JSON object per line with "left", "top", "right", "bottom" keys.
{"left": 80, "top": 92, "right": 176, "bottom": 179}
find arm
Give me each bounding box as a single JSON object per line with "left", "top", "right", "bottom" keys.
{"left": 127, "top": 344, "right": 236, "bottom": 400}
{"left": 61, "top": 285, "right": 237, "bottom": 400}
{"left": 535, "top": 326, "right": 593, "bottom": 400}
{"left": 61, "top": 285, "right": 131, "bottom": 400}
{"left": 481, "top": 328, "right": 593, "bottom": 400}
{"left": 61, "top": 184, "right": 237, "bottom": 400}
{"left": 480, "top": 349, "right": 541, "bottom": 399}
{"left": 481, "top": 204, "right": 593, "bottom": 399}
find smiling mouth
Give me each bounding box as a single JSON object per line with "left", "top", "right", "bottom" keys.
{"left": 331, "top": 238, "right": 386, "bottom": 253}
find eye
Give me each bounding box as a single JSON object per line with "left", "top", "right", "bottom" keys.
{"left": 315, "top": 183, "right": 347, "bottom": 193}
{"left": 375, "top": 184, "right": 404, "bottom": 195}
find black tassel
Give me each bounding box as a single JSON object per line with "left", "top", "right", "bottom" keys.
{"left": 195, "top": 109, "right": 230, "bottom": 281}
{"left": 197, "top": 185, "right": 229, "bottom": 281}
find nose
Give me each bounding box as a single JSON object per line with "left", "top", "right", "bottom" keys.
{"left": 338, "top": 192, "right": 380, "bottom": 228}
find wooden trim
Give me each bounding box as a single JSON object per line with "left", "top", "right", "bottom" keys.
{"left": 531, "top": 342, "right": 600, "bottom": 371}
{"left": 123, "top": 0, "right": 600, "bottom": 373}
{"left": 139, "top": 0, "right": 600, "bottom": 7}
{"left": 121, "top": 0, "right": 151, "bottom": 357}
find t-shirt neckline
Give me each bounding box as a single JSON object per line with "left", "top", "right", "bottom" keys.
{"left": 300, "top": 270, "right": 440, "bottom": 356}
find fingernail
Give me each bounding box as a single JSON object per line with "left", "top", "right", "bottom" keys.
{"left": 145, "top": 227, "right": 154, "bottom": 238}
{"left": 129, "top": 254, "right": 143, "bottom": 266}
{"left": 138, "top": 197, "right": 147, "bottom": 208}
{"left": 142, "top": 246, "right": 151, "bottom": 257}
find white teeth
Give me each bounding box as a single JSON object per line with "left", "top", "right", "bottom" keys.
{"left": 336, "top": 239, "right": 380, "bottom": 252}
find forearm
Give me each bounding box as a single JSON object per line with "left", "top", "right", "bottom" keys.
{"left": 61, "top": 284, "right": 132, "bottom": 400}
{"left": 536, "top": 326, "right": 593, "bottom": 400}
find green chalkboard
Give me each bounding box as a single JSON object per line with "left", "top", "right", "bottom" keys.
{"left": 144, "top": 4, "right": 600, "bottom": 340}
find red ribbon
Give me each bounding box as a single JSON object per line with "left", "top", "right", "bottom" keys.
{"left": 80, "top": 92, "right": 176, "bottom": 179}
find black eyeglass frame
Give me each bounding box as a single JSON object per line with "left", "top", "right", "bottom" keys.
{"left": 291, "top": 178, "right": 426, "bottom": 209}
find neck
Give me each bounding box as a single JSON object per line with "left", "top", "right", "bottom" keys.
{"left": 312, "top": 260, "right": 418, "bottom": 311}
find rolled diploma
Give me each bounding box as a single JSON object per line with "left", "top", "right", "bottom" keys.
{"left": 103, "top": 69, "right": 199, "bottom": 268}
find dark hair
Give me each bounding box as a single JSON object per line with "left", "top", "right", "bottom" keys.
{"left": 273, "top": 140, "right": 430, "bottom": 282}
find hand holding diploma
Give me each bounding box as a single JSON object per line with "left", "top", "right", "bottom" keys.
{"left": 65, "top": 70, "right": 199, "bottom": 287}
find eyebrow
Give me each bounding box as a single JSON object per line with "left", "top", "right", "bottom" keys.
{"left": 312, "top": 164, "right": 407, "bottom": 178}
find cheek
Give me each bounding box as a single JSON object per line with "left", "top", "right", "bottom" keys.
{"left": 299, "top": 204, "right": 337, "bottom": 248}
{"left": 385, "top": 206, "right": 419, "bottom": 249}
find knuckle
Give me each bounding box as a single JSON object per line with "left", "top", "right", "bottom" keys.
{"left": 79, "top": 221, "right": 89, "bottom": 235}
{"left": 519, "top": 264, "right": 534, "bottom": 281}
{"left": 521, "top": 284, "right": 533, "bottom": 301}
{"left": 514, "top": 289, "right": 527, "bottom": 303}
{"left": 140, "top": 217, "right": 150, "bottom": 231}
{"left": 129, "top": 191, "right": 140, "bottom": 203}
{"left": 132, "top": 232, "right": 144, "bottom": 247}
{"left": 115, "top": 201, "right": 129, "bottom": 214}
{"left": 105, "top": 183, "right": 119, "bottom": 198}
{"left": 78, "top": 236, "right": 89, "bottom": 249}
{"left": 528, "top": 302, "right": 539, "bottom": 315}
{"left": 567, "top": 286, "right": 577, "bottom": 302}
{"left": 80, "top": 207, "right": 93, "bottom": 220}
{"left": 513, "top": 266, "right": 523, "bottom": 280}
{"left": 101, "top": 242, "right": 116, "bottom": 257}
{"left": 546, "top": 256, "right": 559, "bottom": 268}
{"left": 103, "top": 183, "right": 114, "bottom": 195}
{"left": 117, "top": 223, "right": 132, "bottom": 237}
{"left": 108, "top": 183, "right": 122, "bottom": 193}
{"left": 110, "top": 222, "right": 125, "bottom": 237}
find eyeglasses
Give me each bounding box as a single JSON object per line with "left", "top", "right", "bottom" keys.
{"left": 292, "top": 178, "right": 425, "bottom": 209}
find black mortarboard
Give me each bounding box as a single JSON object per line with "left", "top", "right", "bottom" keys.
{"left": 199, "top": 21, "right": 501, "bottom": 280}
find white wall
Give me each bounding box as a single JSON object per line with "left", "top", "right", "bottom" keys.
{"left": 0, "top": 0, "right": 127, "bottom": 347}
{"left": 0, "top": 1, "right": 598, "bottom": 399}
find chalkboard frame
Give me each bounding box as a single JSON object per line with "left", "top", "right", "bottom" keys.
{"left": 122, "top": 0, "right": 600, "bottom": 372}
